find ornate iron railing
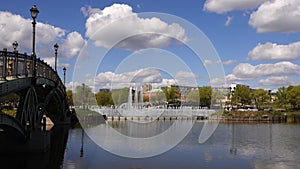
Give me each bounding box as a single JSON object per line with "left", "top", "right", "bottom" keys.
{"left": 0, "top": 48, "right": 65, "bottom": 95}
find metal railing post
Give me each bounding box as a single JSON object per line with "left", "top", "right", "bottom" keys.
{"left": 14, "top": 50, "right": 18, "bottom": 77}
{"left": 3, "top": 48, "right": 7, "bottom": 79}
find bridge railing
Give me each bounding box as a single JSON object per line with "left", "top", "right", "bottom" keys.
{"left": 0, "top": 48, "right": 65, "bottom": 95}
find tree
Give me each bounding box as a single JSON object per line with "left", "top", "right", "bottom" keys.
{"left": 287, "top": 85, "right": 300, "bottom": 109}
{"left": 276, "top": 86, "right": 288, "bottom": 110}
{"left": 149, "top": 91, "right": 165, "bottom": 105}
{"left": 66, "top": 90, "right": 74, "bottom": 106}
{"left": 73, "top": 85, "right": 95, "bottom": 106}
{"left": 0, "top": 93, "right": 19, "bottom": 104}
{"left": 231, "top": 85, "right": 251, "bottom": 108}
{"left": 198, "top": 86, "right": 212, "bottom": 108}
{"left": 186, "top": 90, "right": 199, "bottom": 104}
{"left": 95, "top": 91, "right": 113, "bottom": 106}
{"left": 163, "top": 86, "right": 181, "bottom": 103}
{"left": 111, "top": 87, "right": 129, "bottom": 106}
{"left": 253, "top": 89, "right": 269, "bottom": 109}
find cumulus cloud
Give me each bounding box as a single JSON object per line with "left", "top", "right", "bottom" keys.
{"left": 203, "top": 0, "right": 265, "bottom": 14}
{"left": 43, "top": 57, "right": 71, "bottom": 69}
{"left": 224, "top": 16, "right": 233, "bottom": 26}
{"left": 65, "top": 81, "right": 83, "bottom": 91}
{"left": 248, "top": 42, "right": 300, "bottom": 61}
{"left": 0, "top": 11, "right": 86, "bottom": 59}
{"left": 175, "top": 71, "right": 199, "bottom": 86}
{"left": 249, "top": 0, "right": 300, "bottom": 33}
{"left": 223, "top": 59, "right": 237, "bottom": 65}
{"left": 61, "top": 31, "right": 86, "bottom": 59}
{"left": 259, "top": 76, "right": 295, "bottom": 86}
{"left": 204, "top": 59, "right": 214, "bottom": 66}
{"left": 82, "top": 4, "right": 187, "bottom": 50}
{"left": 86, "top": 68, "right": 198, "bottom": 89}
{"left": 226, "top": 61, "right": 300, "bottom": 81}
{"left": 90, "top": 68, "right": 163, "bottom": 89}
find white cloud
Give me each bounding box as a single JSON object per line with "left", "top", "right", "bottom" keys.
{"left": 259, "top": 76, "right": 295, "bottom": 86}
{"left": 224, "top": 16, "right": 233, "bottom": 26}
{"left": 43, "top": 57, "right": 71, "bottom": 69}
{"left": 227, "top": 61, "right": 300, "bottom": 82}
{"left": 65, "top": 81, "right": 82, "bottom": 91}
{"left": 0, "top": 11, "right": 86, "bottom": 59}
{"left": 210, "top": 77, "right": 226, "bottom": 86}
{"left": 152, "top": 79, "right": 176, "bottom": 88}
{"left": 175, "top": 71, "right": 199, "bottom": 86}
{"left": 82, "top": 4, "right": 187, "bottom": 50}
{"left": 85, "top": 68, "right": 198, "bottom": 89}
{"left": 223, "top": 59, "right": 237, "bottom": 65}
{"left": 61, "top": 31, "right": 86, "bottom": 59}
{"left": 91, "top": 68, "right": 163, "bottom": 88}
{"left": 203, "top": 0, "right": 265, "bottom": 14}
{"left": 249, "top": 0, "right": 300, "bottom": 33}
{"left": 204, "top": 59, "right": 214, "bottom": 66}
{"left": 248, "top": 42, "right": 300, "bottom": 60}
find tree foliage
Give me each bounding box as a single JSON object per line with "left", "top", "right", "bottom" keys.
{"left": 276, "top": 86, "right": 288, "bottom": 110}
{"left": 199, "top": 86, "right": 212, "bottom": 108}
{"left": 95, "top": 91, "right": 113, "bottom": 106}
{"left": 111, "top": 87, "right": 129, "bottom": 106}
{"left": 253, "top": 89, "right": 269, "bottom": 109}
{"left": 163, "top": 86, "right": 181, "bottom": 103}
{"left": 73, "top": 85, "right": 95, "bottom": 106}
{"left": 287, "top": 85, "right": 300, "bottom": 109}
{"left": 66, "top": 90, "right": 74, "bottom": 106}
{"left": 231, "top": 85, "right": 251, "bottom": 107}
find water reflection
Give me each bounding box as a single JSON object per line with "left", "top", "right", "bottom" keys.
{"left": 0, "top": 125, "right": 69, "bottom": 169}
{"left": 1, "top": 121, "right": 300, "bottom": 169}
{"left": 64, "top": 121, "right": 300, "bottom": 169}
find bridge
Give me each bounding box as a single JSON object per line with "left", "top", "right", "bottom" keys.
{"left": 0, "top": 48, "right": 70, "bottom": 143}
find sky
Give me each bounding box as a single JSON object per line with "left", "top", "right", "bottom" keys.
{"left": 1, "top": 0, "right": 300, "bottom": 92}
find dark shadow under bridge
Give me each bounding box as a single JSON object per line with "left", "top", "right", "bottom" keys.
{"left": 0, "top": 48, "right": 70, "bottom": 143}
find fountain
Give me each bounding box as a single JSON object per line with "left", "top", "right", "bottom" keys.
{"left": 91, "top": 84, "right": 216, "bottom": 119}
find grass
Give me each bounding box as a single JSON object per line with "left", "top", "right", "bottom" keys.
{"left": 1, "top": 109, "right": 17, "bottom": 117}
{"left": 75, "top": 109, "right": 101, "bottom": 117}
{"left": 222, "top": 110, "right": 300, "bottom": 117}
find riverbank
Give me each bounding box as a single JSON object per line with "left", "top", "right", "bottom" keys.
{"left": 75, "top": 109, "right": 300, "bottom": 123}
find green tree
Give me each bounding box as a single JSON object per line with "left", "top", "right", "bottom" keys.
{"left": 198, "top": 86, "right": 212, "bottom": 108}
{"left": 0, "top": 93, "right": 19, "bottom": 104}
{"left": 287, "top": 85, "right": 300, "bottom": 109}
{"left": 111, "top": 87, "right": 129, "bottom": 106}
{"left": 149, "top": 91, "right": 165, "bottom": 105}
{"left": 96, "top": 91, "right": 113, "bottom": 106}
{"left": 232, "top": 85, "right": 251, "bottom": 108}
{"left": 73, "top": 85, "right": 95, "bottom": 106}
{"left": 186, "top": 90, "right": 199, "bottom": 104}
{"left": 163, "top": 86, "right": 180, "bottom": 103}
{"left": 66, "top": 90, "right": 74, "bottom": 106}
{"left": 276, "top": 86, "right": 288, "bottom": 110}
{"left": 253, "top": 89, "right": 269, "bottom": 109}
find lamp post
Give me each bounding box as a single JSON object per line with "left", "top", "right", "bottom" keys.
{"left": 63, "top": 67, "right": 66, "bottom": 86}
{"left": 12, "top": 41, "right": 18, "bottom": 52}
{"left": 12, "top": 41, "right": 18, "bottom": 77}
{"left": 82, "top": 83, "right": 85, "bottom": 110}
{"left": 54, "top": 43, "right": 59, "bottom": 71}
{"left": 30, "top": 5, "right": 39, "bottom": 77}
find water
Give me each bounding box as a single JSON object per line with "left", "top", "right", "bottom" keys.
{"left": 1, "top": 121, "right": 300, "bottom": 169}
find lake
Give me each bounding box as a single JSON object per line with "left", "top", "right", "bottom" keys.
{"left": 1, "top": 120, "right": 300, "bottom": 169}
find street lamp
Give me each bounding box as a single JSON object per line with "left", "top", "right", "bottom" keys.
{"left": 30, "top": 5, "right": 39, "bottom": 77}
{"left": 12, "top": 41, "right": 18, "bottom": 52}
{"left": 30, "top": 5, "right": 39, "bottom": 56}
{"left": 82, "top": 83, "right": 85, "bottom": 110}
{"left": 63, "top": 67, "right": 66, "bottom": 85}
{"left": 54, "top": 43, "right": 59, "bottom": 71}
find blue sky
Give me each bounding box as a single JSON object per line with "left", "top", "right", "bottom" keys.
{"left": 1, "top": 0, "right": 300, "bottom": 91}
